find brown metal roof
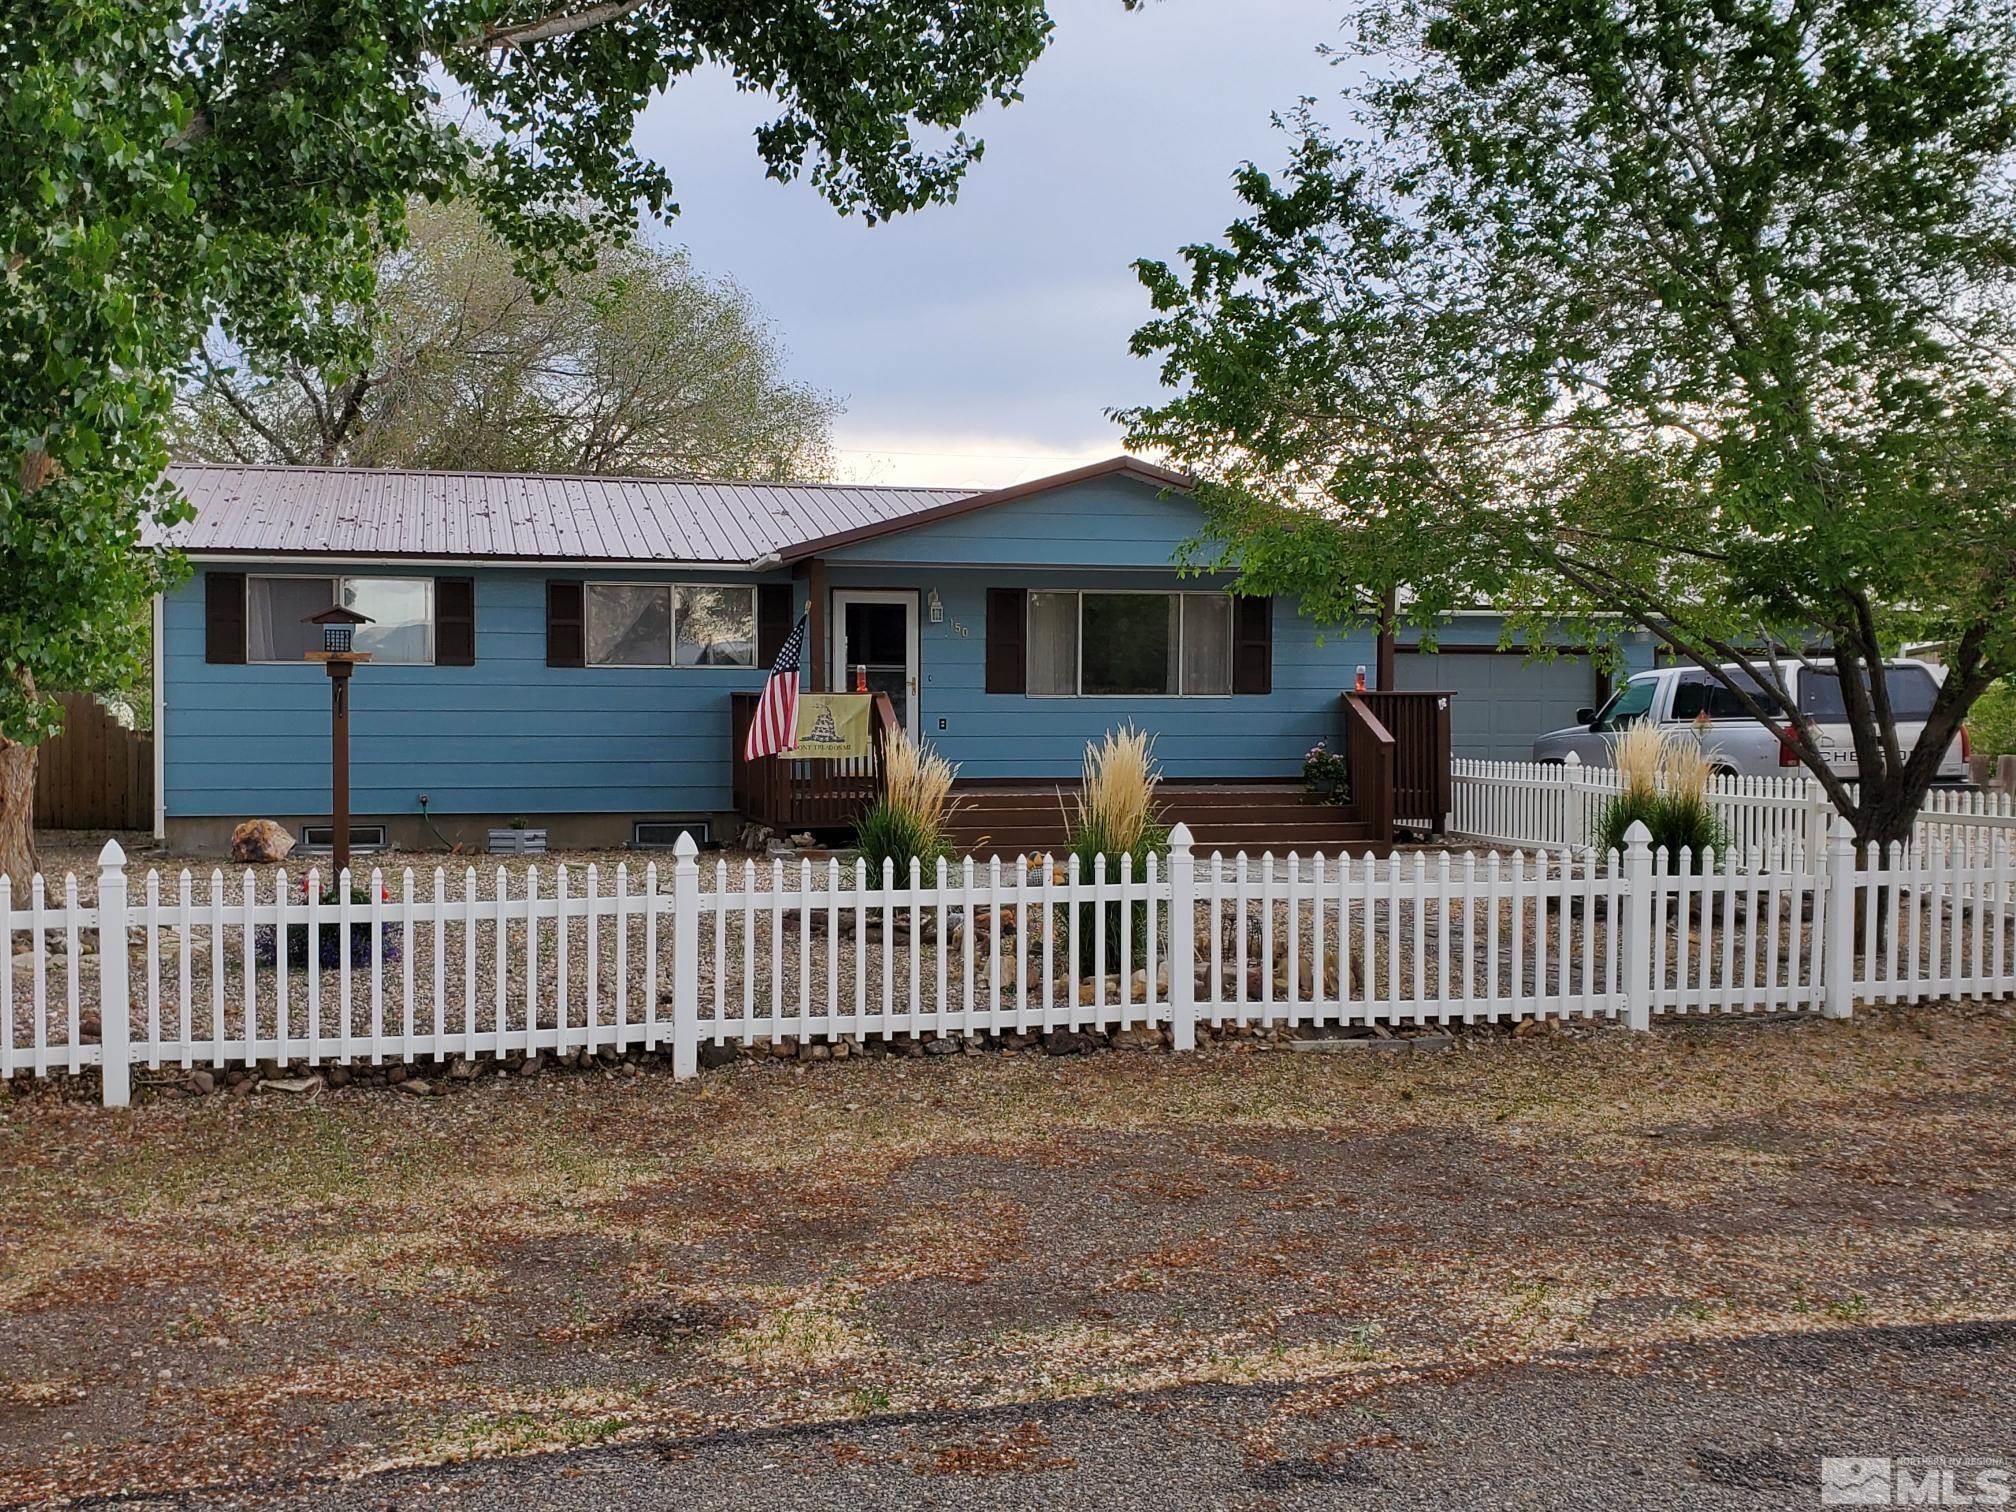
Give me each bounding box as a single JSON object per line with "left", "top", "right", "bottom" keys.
{"left": 153, "top": 464, "right": 980, "bottom": 564}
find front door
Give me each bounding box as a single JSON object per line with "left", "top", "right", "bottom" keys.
{"left": 831, "top": 590, "right": 919, "bottom": 741}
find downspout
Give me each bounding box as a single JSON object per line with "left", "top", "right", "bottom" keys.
{"left": 151, "top": 592, "right": 165, "bottom": 843}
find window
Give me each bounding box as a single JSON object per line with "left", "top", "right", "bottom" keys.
{"left": 1801, "top": 666, "right": 1939, "bottom": 723}
{"left": 1591, "top": 677, "right": 1657, "bottom": 731}
{"left": 247, "top": 575, "right": 433, "bottom": 664}
{"left": 674, "top": 586, "right": 756, "bottom": 667}
{"left": 247, "top": 577, "right": 336, "bottom": 662}
{"left": 1669, "top": 674, "right": 1756, "bottom": 722}
{"left": 585, "top": 583, "right": 756, "bottom": 667}
{"left": 1025, "top": 591, "right": 1234, "bottom": 697}
{"left": 344, "top": 578, "right": 433, "bottom": 664}
{"left": 1027, "top": 592, "right": 1080, "bottom": 697}
{"left": 588, "top": 584, "right": 672, "bottom": 666}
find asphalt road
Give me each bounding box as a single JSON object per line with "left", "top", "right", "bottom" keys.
{"left": 95, "top": 1319, "right": 2016, "bottom": 1511}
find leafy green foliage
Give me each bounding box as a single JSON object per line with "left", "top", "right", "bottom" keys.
{"left": 1065, "top": 816, "right": 1169, "bottom": 976}
{"left": 174, "top": 199, "right": 838, "bottom": 477}
{"left": 1968, "top": 679, "right": 2016, "bottom": 763}
{"left": 1595, "top": 791, "right": 1727, "bottom": 872}
{"left": 3, "top": 0, "right": 1064, "bottom": 794}
{"left": 853, "top": 799, "right": 951, "bottom": 889}
{"left": 1122, "top": 0, "right": 2016, "bottom": 845}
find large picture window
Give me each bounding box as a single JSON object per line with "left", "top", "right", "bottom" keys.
{"left": 247, "top": 575, "right": 434, "bottom": 664}
{"left": 584, "top": 583, "right": 756, "bottom": 668}
{"left": 1025, "top": 591, "right": 1234, "bottom": 697}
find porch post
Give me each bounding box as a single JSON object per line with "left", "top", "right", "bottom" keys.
{"left": 1375, "top": 588, "right": 1397, "bottom": 690}
{"left": 803, "top": 557, "right": 830, "bottom": 693}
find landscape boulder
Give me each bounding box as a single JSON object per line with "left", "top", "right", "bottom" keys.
{"left": 229, "top": 820, "right": 295, "bottom": 865}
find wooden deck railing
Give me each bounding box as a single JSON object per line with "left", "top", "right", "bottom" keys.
{"left": 1340, "top": 694, "right": 1396, "bottom": 849}
{"left": 1353, "top": 689, "right": 1452, "bottom": 833}
{"left": 730, "top": 691, "right": 901, "bottom": 833}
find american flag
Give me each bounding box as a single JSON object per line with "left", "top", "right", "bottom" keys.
{"left": 743, "top": 613, "right": 807, "bottom": 760}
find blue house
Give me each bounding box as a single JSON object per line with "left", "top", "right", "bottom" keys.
{"left": 152, "top": 457, "right": 1653, "bottom": 853}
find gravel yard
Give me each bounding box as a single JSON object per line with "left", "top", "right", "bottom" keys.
{"left": 2, "top": 999, "right": 2012, "bottom": 1505}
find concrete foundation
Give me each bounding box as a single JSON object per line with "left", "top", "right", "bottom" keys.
{"left": 161, "top": 811, "right": 737, "bottom": 857}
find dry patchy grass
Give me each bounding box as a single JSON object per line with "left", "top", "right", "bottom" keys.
{"left": 0, "top": 1003, "right": 2012, "bottom": 1503}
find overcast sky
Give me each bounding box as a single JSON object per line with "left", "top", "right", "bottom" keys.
{"left": 631, "top": 3, "right": 1347, "bottom": 487}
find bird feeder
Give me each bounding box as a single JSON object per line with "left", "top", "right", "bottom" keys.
{"left": 303, "top": 604, "right": 374, "bottom": 875}
{"left": 306, "top": 603, "right": 372, "bottom": 659}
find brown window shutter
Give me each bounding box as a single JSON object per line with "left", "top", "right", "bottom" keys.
{"left": 756, "top": 583, "right": 794, "bottom": 666}
{"left": 985, "top": 588, "right": 1027, "bottom": 694}
{"left": 546, "top": 580, "right": 585, "bottom": 667}
{"left": 205, "top": 571, "right": 246, "bottom": 664}
{"left": 436, "top": 577, "right": 476, "bottom": 666}
{"left": 1232, "top": 595, "right": 1272, "bottom": 695}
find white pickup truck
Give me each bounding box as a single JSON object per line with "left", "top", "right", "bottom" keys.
{"left": 1530, "top": 659, "right": 1970, "bottom": 783}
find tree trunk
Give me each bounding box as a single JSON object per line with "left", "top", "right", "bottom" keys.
{"left": 1853, "top": 775, "right": 1935, "bottom": 856}
{"left": 0, "top": 737, "right": 40, "bottom": 896}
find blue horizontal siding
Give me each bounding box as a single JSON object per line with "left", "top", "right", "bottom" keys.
{"left": 161, "top": 473, "right": 1644, "bottom": 816}
{"left": 822, "top": 473, "right": 1215, "bottom": 568}
{"left": 163, "top": 563, "right": 791, "bottom": 818}
{"left": 830, "top": 564, "right": 1377, "bottom": 780}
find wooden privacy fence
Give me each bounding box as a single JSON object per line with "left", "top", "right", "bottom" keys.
{"left": 33, "top": 694, "right": 152, "bottom": 831}
{"left": 7, "top": 820, "right": 2015, "bottom": 1106}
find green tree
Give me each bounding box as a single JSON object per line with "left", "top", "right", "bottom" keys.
{"left": 1122, "top": 0, "right": 2016, "bottom": 850}
{"left": 2, "top": 0, "right": 1068, "bottom": 887}
{"left": 175, "top": 199, "right": 838, "bottom": 479}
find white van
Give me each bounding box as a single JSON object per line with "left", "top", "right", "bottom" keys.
{"left": 1530, "top": 659, "right": 1970, "bottom": 782}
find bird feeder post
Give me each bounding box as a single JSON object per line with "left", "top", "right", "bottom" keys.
{"left": 304, "top": 605, "right": 374, "bottom": 880}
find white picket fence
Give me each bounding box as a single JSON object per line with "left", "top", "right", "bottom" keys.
{"left": 6, "top": 820, "right": 2014, "bottom": 1106}
{"left": 1451, "top": 757, "right": 2016, "bottom": 861}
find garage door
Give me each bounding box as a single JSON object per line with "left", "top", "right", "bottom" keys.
{"left": 1393, "top": 651, "right": 1598, "bottom": 761}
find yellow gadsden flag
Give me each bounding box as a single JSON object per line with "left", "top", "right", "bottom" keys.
{"left": 790, "top": 693, "right": 873, "bottom": 760}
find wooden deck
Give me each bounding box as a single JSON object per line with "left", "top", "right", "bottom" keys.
{"left": 728, "top": 689, "right": 1451, "bottom": 854}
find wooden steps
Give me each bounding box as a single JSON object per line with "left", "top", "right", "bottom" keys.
{"left": 942, "top": 782, "right": 1378, "bottom": 858}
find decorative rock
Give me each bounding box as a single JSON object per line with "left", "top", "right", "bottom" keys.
{"left": 698, "top": 1042, "right": 738, "bottom": 1071}
{"left": 448, "top": 1057, "right": 478, "bottom": 1081}
{"left": 1110, "top": 1025, "right": 1162, "bottom": 1052}
{"left": 229, "top": 819, "right": 295, "bottom": 865}
{"left": 386, "top": 1064, "right": 408, "bottom": 1084}
{"left": 184, "top": 1069, "right": 215, "bottom": 1096}
{"left": 393, "top": 1077, "right": 432, "bottom": 1096}
{"left": 798, "top": 1041, "right": 831, "bottom": 1061}
{"left": 517, "top": 1055, "right": 543, "bottom": 1077}
{"left": 1289, "top": 1037, "right": 1404, "bottom": 1055}
{"left": 1042, "top": 1030, "right": 1098, "bottom": 1057}
{"left": 922, "top": 1037, "right": 959, "bottom": 1056}
{"left": 259, "top": 1075, "right": 324, "bottom": 1095}
{"left": 829, "top": 1039, "right": 850, "bottom": 1060}
{"left": 770, "top": 1038, "right": 797, "bottom": 1059}
{"left": 325, "top": 1065, "right": 352, "bottom": 1088}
